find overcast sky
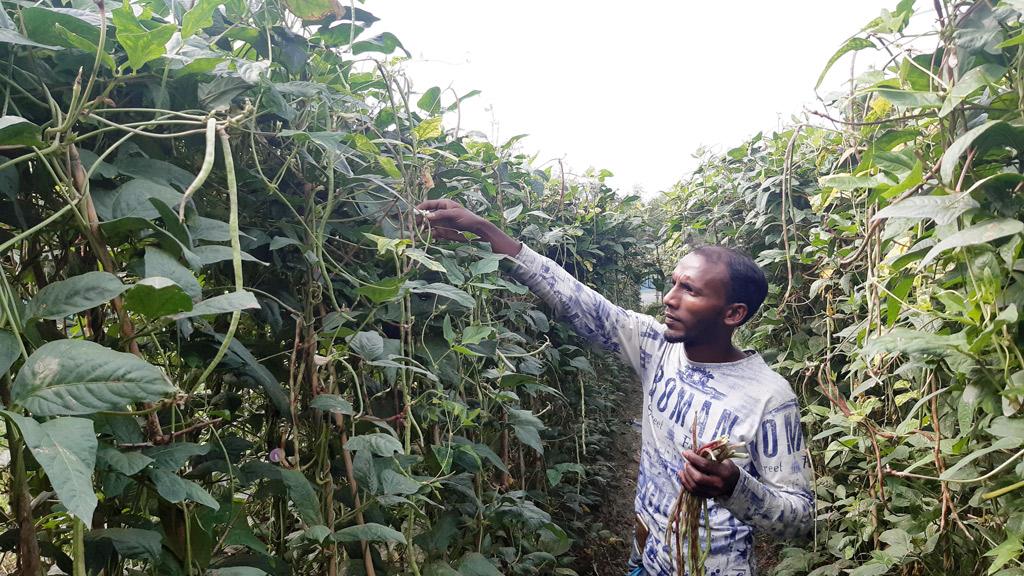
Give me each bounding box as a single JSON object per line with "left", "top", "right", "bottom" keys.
{"left": 369, "top": 1, "right": 909, "bottom": 196}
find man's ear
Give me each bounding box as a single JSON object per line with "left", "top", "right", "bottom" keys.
{"left": 723, "top": 303, "right": 749, "bottom": 328}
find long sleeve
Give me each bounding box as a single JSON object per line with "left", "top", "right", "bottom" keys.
{"left": 509, "top": 244, "right": 664, "bottom": 377}
{"left": 716, "top": 396, "right": 814, "bottom": 540}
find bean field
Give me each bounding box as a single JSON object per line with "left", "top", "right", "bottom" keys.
{"left": 0, "top": 1, "right": 1021, "bottom": 575}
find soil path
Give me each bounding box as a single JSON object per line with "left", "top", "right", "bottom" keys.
{"left": 575, "top": 379, "right": 643, "bottom": 575}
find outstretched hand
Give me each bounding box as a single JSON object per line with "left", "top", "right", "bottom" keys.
{"left": 416, "top": 199, "right": 488, "bottom": 242}
{"left": 416, "top": 199, "right": 522, "bottom": 256}
{"left": 678, "top": 449, "right": 740, "bottom": 499}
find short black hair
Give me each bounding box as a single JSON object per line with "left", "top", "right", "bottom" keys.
{"left": 690, "top": 245, "right": 768, "bottom": 326}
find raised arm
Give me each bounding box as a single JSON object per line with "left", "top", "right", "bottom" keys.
{"left": 418, "top": 200, "right": 664, "bottom": 376}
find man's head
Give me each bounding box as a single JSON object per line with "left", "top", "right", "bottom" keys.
{"left": 661, "top": 245, "right": 767, "bottom": 345}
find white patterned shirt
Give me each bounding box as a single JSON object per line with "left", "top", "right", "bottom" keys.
{"left": 511, "top": 244, "right": 813, "bottom": 576}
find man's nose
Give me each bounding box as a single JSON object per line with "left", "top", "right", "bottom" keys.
{"left": 662, "top": 289, "right": 676, "bottom": 308}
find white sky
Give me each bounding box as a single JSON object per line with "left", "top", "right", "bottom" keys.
{"left": 369, "top": 1, "right": 908, "bottom": 196}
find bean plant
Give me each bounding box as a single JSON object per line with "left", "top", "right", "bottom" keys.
{"left": 0, "top": 0, "right": 659, "bottom": 573}
{"left": 664, "top": 2, "right": 1024, "bottom": 574}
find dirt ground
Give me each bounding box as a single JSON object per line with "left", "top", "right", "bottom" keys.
{"left": 573, "top": 383, "right": 643, "bottom": 575}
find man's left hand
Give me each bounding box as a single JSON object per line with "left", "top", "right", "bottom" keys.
{"left": 678, "top": 450, "right": 740, "bottom": 499}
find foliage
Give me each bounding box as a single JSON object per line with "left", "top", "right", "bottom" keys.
{"left": 663, "top": 2, "right": 1024, "bottom": 574}
{"left": 0, "top": 0, "right": 658, "bottom": 573}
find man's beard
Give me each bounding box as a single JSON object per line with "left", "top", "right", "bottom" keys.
{"left": 662, "top": 330, "right": 688, "bottom": 344}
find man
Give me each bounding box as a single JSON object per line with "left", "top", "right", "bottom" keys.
{"left": 418, "top": 199, "right": 813, "bottom": 575}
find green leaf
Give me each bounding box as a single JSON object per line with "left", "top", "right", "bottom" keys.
{"left": 816, "top": 37, "right": 875, "bottom": 89}
{"left": 111, "top": 179, "right": 184, "bottom": 220}
{"left": 356, "top": 276, "right": 406, "bottom": 304}
{"left": 508, "top": 408, "right": 544, "bottom": 455}
{"left": 442, "top": 315, "right": 455, "bottom": 344}
{"left": 819, "top": 173, "right": 891, "bottom": 191}
{"left": 379, "top": 156, "right": 401, "bottom": 178}
{"left": 344, "top": 432, "right": 403, "bottom": 456}
{"left": 941, "top": 437, "right": 1019, "bottom": 480}
{"left": 115, "top": 157, "right": 197, "bottom": 191}
{"left": 871, "top": 88, "right": 942, "bottom": 109}
{"left": 569, "top": 356, "right": 595, "bottom": 376}
{"left": 147, "top": 468, "right": 219, "bottom": 509}
{"left": 406, "top": 281, "right": 475, "bottom": 308}
{"left": 27, "top": 271, "right": 126, "bottom": 320}
{"left": 269, "top": 236, "right": 302, "bottom": 250}
{"left": 181, "top": 0, "right": 221, "bottom": 38}
{"left": 210, "top": 332, "right": 291, "bottom": 415}
{"left": 303, "top": 525, "right": 332, "bottom": 543}
{"left": 310, "top": 394, "right": 354, "bottom": 415}
{"left": 97, "top": 444, "right": 153, "bottom": 476}
{"left": 208, "top": 569, "right": 268, "bottom": 576}
{"left": 462, "top": 325, "right": 493, "bottom": 346}
{"left": 194, "top": 244, "right": 267, "bottom": 266}
{"left": 0, "top": 116, "right": 45, "bottom": 147}
{"left": 149, "top": 197, "right": 192, "bottom": 248}
{"left": 380, "top": 469, "right": 420, "bottom": 495}
{"left": 351, "top": 32, "right": 408, "bottom": 56}
{"left": 413, "top": 117, "right": 443, "bottom": 141}
{"left": 862, "top": 328, "right": 968, "bottom": 358}
{"left": 417, "top": 86, "right": 442, "bottom": 115}
{"left": 423, "top": 561, "right": 461, "bottom": 576}
{"left": 458, "top": 552, "right": 503, "bottom": 576}
{"left": 21, "top": 7, "right": 102, "bottom": 50}
{"left": 86, "top": 528, "right": 162, "bottom": 562}
{"left": 0, "top": 330, "right": 21, "bottom": 374}
{"left": 848, "top": 562, "right": 891, "bottom": 576}
{"left": 405, "top": 248, "right": 447, "bottom": 272}
{"left": 349, "top": 331, "right": 384, "bottom": 360}
{"left": 470, "top": 255, "right": 501, "bottom": 276}
{"left": 12, "top": 340, "right": 175, "bottom": 416}
{"left": 283, "top": 0, "right": 336, "bottom": 20}
{"left": 316, "top": 22, "right": 365, "bottom": 46}
{"left": 939, "top": 64, "right": 1006, "bottom": 117}
{"left": 198, "top": 75, "right": 252, "bottom": 111}
{"left": 145, "top": 247, "right": 202, "bottom": 300}
{"left": 171, "top": 291, "right": 260, "bottom": 320}
{"left": 5, "top": 412, "right": 97, "bottom": 524}
{"left": 503, "top": 204, "right": 524, "bottom": 222}
{"left": 223, "top": 521, "right": 269, "bottom": 554}
{"left": 988, "top": 416, "right": 1024, "bottom": 440}
{"left": 940, "top": 120, "right": 1024, "bottom": 185}
{"left": 277, "top": 468, "right": 323, "bottom": 525}
{"left": 871, "top": 194, "right": 980, "bottom": 226}
{"left": 54, "top": 24, "right": 115, "bottom": 69}
{"left": 920, "top": 219, "right": 1024, "bottom": 267}
{"left": 985, "top": 533, "right": 1023, "bottom": 575}
{"left": 144, "top": 442, "right": 210, "bottom": 470}
{"left": 188, "top": 216, "right": 233, "bottom": 242}
{"left": 0, "top": 28, "right": 61, "bottom": 50}
{"left": 125, "top": 277, "right": 194, "bottom": 319}
{"left": 333, "top": 522, "right": 407, "bottom": 544}
{"left": 112, "top": 4, "right": 176, "bottom": 71}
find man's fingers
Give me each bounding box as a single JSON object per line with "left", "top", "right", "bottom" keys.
{"left": 416, "top": 199, "right": 460, "bottom": 212}
{"left": 677, "top": 469, "right": 694, "bottom": 493}
{"left": 682, "top": 450, "right": 715, "bottom": 473}
{"left": 679, "top": 454, "right": 727, "bottom": 498}
{"left": 424, "top": 208, "right": 464, "bottom": 224}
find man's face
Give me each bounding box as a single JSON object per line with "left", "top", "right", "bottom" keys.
{"left": 661, "top": 253, "right": 735, "bottom": 344}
